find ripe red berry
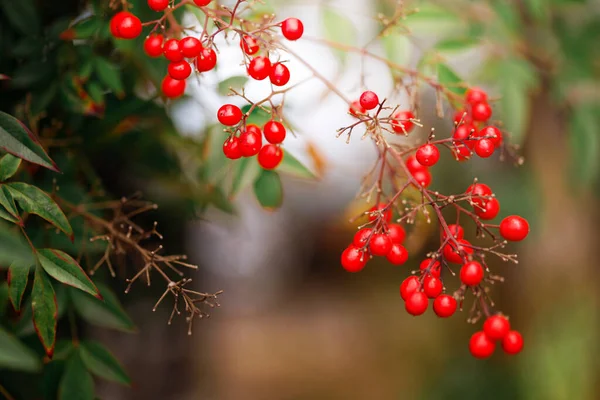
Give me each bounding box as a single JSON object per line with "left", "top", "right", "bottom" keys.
{"left": 349, "top": 100, "right": 366, "bottom": 117}
{"left": 258, "top": 145, "right": 284, "bottom": 170}
{"left": 423, "top": 276, "right": 443, "bottom": 298}
{"left": 472, "top": 102, "right": 492, "bottom": 121}
{"left": 416, "top": 144, "right": 440, "bottom": 167}
{"left": 465, "top": 87, "right": 488, "bottom": 105}
{"left": 478, "top": 126, "right": 503, "bottom": 147}
{"left": 217, "top": 104, "right": 242, "bottom": 126}
{"left": 391, "top": 110, "right": 415, "bottom": 134}
{"left": 387, "top": 224, "right": 405, "bottom": 244}
{"left": 341, "top": 246, "right": 367, "bottom": 272}
{"left": 499, "top": 215, "right": 529, "bottom": 241}
{"left": 281, "top": 18, "right": 304, "bottom": 41}
{"left": 453, "top": 123, "right": 476, "bottom": 149}
{"left": 368, "top": 203, "right": 392, "bottom": 223}
{"left": 443, "top": 224, "right": 464, "bottom": 240}
{"left": 115, "top": 12, "right": 142, "bottom": 40}
{"left": 193, "top": 0, "right": 212, "bottom": 6}
{"left": 502, "top": 331, "right": 524, "bottom": 355}
{"left": 359, "top": 91, "right": 379, "bottom": 110}
{"left": 161, "top": 76, "right": 186, "bottom": 98}
{"left": 148, "top": 0, "right": 169, "bottom": 11}
{"left": 405, "top": 292, "right": 428, "bottom": 316}
{"left": 270, "top": 62, "right": 290, "bottom": 86}
{"left": 466, "top": 183, "right": 492, "bottom": 208}
{"left": 144, "top": 34, "right": 164, "bottom": 57}
{"left": 483, "top": 315, "right": 511, "bottom": 341}
{"left": 163, "top": 39, "right": 183, "bottom": 62}
{"left": 263, "top": 120, "right": 286, "bottom": 144}
{"left": 353, "top": 228, "right": 372, "bottom": 248}
{"left": 443, "top": 239, "right": 473, "bottom": 264}
{"left": 248, "top": 56, "right": 272, "bottom": 80}
{"left": 223, "top": 137, "right": 242, "bottom": 160}
{"left": 469, "top": 331, "right": 495, "bottom": 359}
{"left": 420, "top": 258, "right": 441, "bottom": 278}
{"left": 412, "top": 168, "right": 432, "bottom": 188}
{"left": 240, "top": 35, "right": 260, "bottom": 55}
{"left": 195, "top": 47, "right": 217, "bottom": 72}
{"left": 386, "top": 244, "right": 409, "bottom": 265}
{"left": 168, "top": 61, "right": 192, "bottom": 80}
{"left": 476, "top": 198, "right": 500, "bottom": 220}
{"left": 369, "top": 233, "right": 392, "bottom": 256}
{"left": 454, "top": 109, "right": 472, "bottom": 125}
{"left": 180, "top": 37, "right": 202, "bottom": 58}
{"left": 453, "top": 144, "right": 471, "bottom": 161}
{"left": 406, "top": 155, "right": 426, "bottom": 174}
{"left": 238, "top": 125, "right": 263, "bottom": 157}
{"left": 474, "top": 138, "right": 495, "bottom": 158}
{"left": 110, "top": 12, "right": 128, "bottom": 38}
{"left": 433, "top": 294, "right": 457, "bottom": 318}
{"left": 460, "top": 261, "right": 484, "bottom": 286}
{"left": 400, "top": 276, "right": 419, "bottom": 300}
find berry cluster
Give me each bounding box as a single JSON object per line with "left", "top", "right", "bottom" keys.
{"left": 470, "top": 315, "right": 524, "bottom": 358}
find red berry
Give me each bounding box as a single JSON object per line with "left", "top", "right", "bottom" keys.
{"left": 386, "top": 244, "right": 408, "bottom": 265}
{"left": 281, "top": 18, "right": 304, "bottom": 41}
{"left": 460, "top": 261, "right": 484, "bottom": 286}
{"left": 453, "top": 123, "right": 476, "bottom": 149}
{"left": 476, "top": 198, "right": 500, "bottom": 220}
{"left": 405, "top": 292, "right": 428, "bottom": 316}
{"left": 353, "top": 228, "right": 372, "bottom": 248}
{"left": 420, "top": 258, "right": 441, "bottom": 278}
{"left": 359, "top": 91, "right": 379, "bottom": 110}
{"left": 238, "top": 125, "right": 262, "bottom": 157}
{"left": 474, "top": 138, "right": 495, "bottom": 158}
{"left": 116, "top": 12, "right": 142, "bottom": 40}
{"left": 368, "top": 203, "right": 392, "bottom": 223}
{"left": 387, "top": 224, "right": 405, "bottom": 244}
{"left": 223, "top": 137, "right": 242, "bottom": 160}
{"left": 193, "top": 0, "right": 212, "bottom": 6}
{"left": 416, "top": 144, "right": 440, "bottom": 167}
{"left": 423, "top": 276, "right": 443, "bottom": 298}
{"left": 466, "top": 183, "right": 493, "bottom": 208}
{"left": 163, "top": 39, "right": 183, "bottom": 62}
{"left": 391, "top": 110, "right": 415, "bottom": 134}
{"left": 443, "top": 224, "right": 464, "bottom": 240}
{"left": 180, "top": 37, "right": 202, "bottom": 58}
{"left": 499, "top": 216, "right": 529, "bottom": 242}
{"left": 168, "top": 61, "right": 192, "bottom": 80}
{"left": 502, "top": 331, "right": 524, "bottom": 355}
{"left": 258, "top": 145, "right": 284, "bottom": 170}
{"left": 406, "top": 155, "right": 426, "bottom": 174}
{"left": 110, "top": 12, "right": 128, "bottom": 38}
{"left": 196, "top": 47, "right": 217, "bottom": 72}
{"left": 349, "top": 100, "right": 366, "bottom": 117}
{"left": 270, "top": 62, "right": 290, "bottom": 86}
{"left": 217, "top": 104, "right": 242, "bottom": 126}
{"left": 472, "top": 102, "right": 492, "bottom": 121}
{"left": 240, "top": 35, "right": 260, "bottom": 55}
{"left": 369, "top": 233, "right": 392, "bottom": 256}
{"left": 263, "top": 120, "right": 286, "bottom": 144}
{"left": 443, "top": 239, "right": 473, "bottom": 264}
{"left": 465, "top": 87, "right": 488, "bottom": 105}
{"left": 161, "top": 76, "right": 186, "bottom": 98}
{"left": 433, "top": 294, "right": 457, "bottom": 318}
{"left": 483, "top": 315, "right": 511, "bottom": 341}
{"left": 248, "top": 56, "right": 272, "bottom": 80}
{"left": 454, "top": 109, "right": 472, "bottom": 125}
{"left": 412, "top": 168, "right": 432, "bottom": 187}
{"left": 469, "top": 331, "right": 496, "bottom": 359}
{"left": 144, "top": 34, "right": 164, "bottom": 57}
{"left": 478, "top": 126, "right": 503, "bottom": 147}
{"left": 148, "top": 0, "right": 169, "bottom": 12}
{"left": 400, "top": 276, "right": 419, "bottom": 300}
{"left": 341, "top": 246, "right": 367, "bottom": 273}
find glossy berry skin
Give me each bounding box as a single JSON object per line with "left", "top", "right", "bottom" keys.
{"left": 433, "top": 295, "right": 457, "bottom": 318}
{"left": 217, "top": 104, "right": 242, "bottom": 126}
{"left": 400, "top": 276, "right": 420, "bottom": 301}
{"left": 238, "top": 126, "right": 263, "bottom": 157}
{"left": 341, "top": 246, "right": 367, "bottom": 273}
{"left": 263, "top": 120, "right": 286, "bottom": 144}
{"left": 148, "top": 0, "right": 169, "bottom": 11}
{"left": 368, "top": 203, "right": 392, "bottom": 223}
{"left": 163, "top": 39, "right": 184, "bottom": 62}
{"left": 454, "top": 109, "right": 472, "bottom": 125}
{"left": 412, "top": 168, "right": 432, "bottom": 188}
{"left": 223, "top": 137, "right": 242, "bottom": 160}
{"left": 416, "top": 144, "right": 440, "bottom": 167}
{"left": 475, "top": 138, "right": 495, "bottom": 158}
{"left": 359, "top": 91, "right": 379, "bottom": 110}
{"left": 161, "top": 76, "right": 186, "bottom": 98}
{"left": 467, "top": 183, "right": 492, "bottom": 208}
{"left": 460, "top": 261, "right": 485, "bottom": 286}
{"left": 110, "top": 12, "right": 128, "bottom": 38}
{"left": 240, "top": 35, "right": 260, "bottom": 55}
{"left": 353, "top": 228, "right": 372, "bottom": 248}
{"left": 387, "top": 224, "right": 405, "bottom": 244}
{"left": 453, "top": 123, "right": 476, "bottom": 149}
{"left": 443, "top": 224, "right": 464, "bottom": 240}
{"left": 476, "top": 198, "right": 500, "bottom": 220}
{"left": 466, "top": 87, "right": 488, "bottom": 105}
{"left": 349, "top": 100, "right": 366, "bottom": 117}
{"left": 420, "top": 258, "right": 441, "bottom": 278}
{"left": 443, "top": 239, "right": 473, "bottom": 264}
{"left": 258, "top": 144, "right": 284, "bottom": 170}
{"left": 423, "top": 276, "right": 443, "bottom": 298}
{"left": 115, "top": 12, "right": 142, "bottom": 39}
{"left": 386, "top": 244, "right": 408, "bottom": 265}
{"left": 500, "top": 216, "right": 529, "bottom": 241}
{"left": 502, "top": 331, "right": 524, "bottom": 355}
{"left": 405, "top": 292, "right": 428, "bottom": 316}
{"left": 144, "top": 34, "right": 164, "bottom": 57}
{"left": 281, "top": 18, "right": 304, "bottom": 41}
{"left": 168, "top": 61, "right": 192, "bottom": 80}
{"left": 392, "top": 110, "right": 415, "bottom": 134}
{"left": 270, "top": 63, "right": 290, "bottom": 86}
{"left": 196, "top": 47, "right": 217, "bottom": 72}
{"left": 484, "top": 315, "right": 511, "bottom": 341}
{"left": 180, "top": 37, "right": 202, "bottom": 58}
{"left": 478, "top": 126, "right": 503, "bottom": 147}
{"left": 193, "top": 0, "right": 212, "bottom": 6}
{"left": 469, "top": 331, "right": 496, "bottom": 359}
{"left": 406, "top": 155, "right": 426, "bottom": 174}
{"left": 369, "top": 233, "right": 392, "bottom": 256}
{"left": 248, "top": 56, "right": 272, "bottom": 80}
{"left": 472, "top": 102, "right": 492, "bottom": 121}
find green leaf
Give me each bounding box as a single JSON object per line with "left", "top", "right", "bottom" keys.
{"left": 0, "top": 205, "right": 19, "bottom": 224}
{"left": 207, "top": 186, "right": 235, "bottom": 214}
{"left": 6, "top": 182, "right": 73, "bottom": 238}
{"left": 80, "top": 341, "right": 131, "bottom": 385}
{"left": 8, "top": 261, "right": 30, "bottom": 311}
{"left": 0, "top": 282, "right": 8, "bottom": 318}
{"left": 0, "top": 325, "right": 42, "bottom": 372}
{"left": 218, "top": 76, "right": 249, "bottom": 96}
{"left": 71, "top": 283, "right": 136, "bottom": 332}
{"left": 95, "top": 58, "right": 124, "bottom": 97}
{"left": 230, "top": 156, "right": 261, "bottom": 197}
{"left": 437, "top": 63, "right": 467, "bottom": 96}
{"left": 43, "top": 360, "right": 66, "bottom": 400}
{"left": 0, "top": 222, "right": 34, "bottom": 266}
{"left": 322, "top": 7, "right": 356, "bottom": 63}
{"left": 242, "top": 104, "right": 272, "bottom": 126}
{"left": 253, "top": 170, "right": 283, "bottom": 210}
{"left": 32, "top": 265, "right": 58, "bottom": 358}
{"left": 435, "top": 37, "right": 479, "bottom": 53}
{"left": 382, "top": 34, "right": 411, "bottom": 70}
{"left": 403, "top": 4, "right": 463, "bottom": 35}
{"left": 278, "top": 150, "right": 316, "bottom": 179}
{"left": 0, "top": 0, "right": 40, "bottom": 36}
{"left": 59, "top": 353, "right": 95, "bottom": 400}
{"left": 0, "top": 185, "right": 21, "bottom": 222}
{"left": 0, "top": 153, "right": 22, "bottom": 181}
{"left": 72, "top": 17, "right": 101, "bottom": 39}
{"left": 37, "top": 249, "right": 99, "bottom": 298}
{"left": 0, "top": 111, "right": 58, "bottom": 171}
